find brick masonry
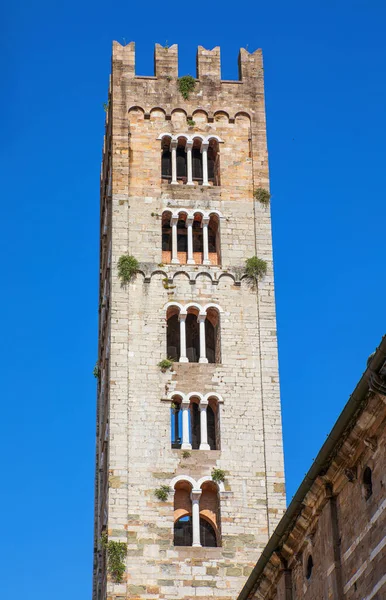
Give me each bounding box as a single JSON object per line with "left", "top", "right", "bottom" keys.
{"left": 93, "top": 43, "right": 286, "bottom": 600}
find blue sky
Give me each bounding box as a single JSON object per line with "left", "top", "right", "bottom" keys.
{"left": 2, "top": 0, "right": 385, "bottom": 597}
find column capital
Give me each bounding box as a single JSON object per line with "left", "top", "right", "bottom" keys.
{"left": 197, "top": 313, "right": 206, "bottom": 323}
{"left": 181, "top": 399, "right": 191, "bottom": 408}
{"left": 200, "top": 142, "right": 209, "bottom": 153}
{"left": 178, "top": 311, "right": 187, "bottom": 321}
{"left": 185, "top": 140, "right": 193, "bottom": 151}
{"left": 199, "top": 400, "right": 209, "bottom": 410}
{"left": 190, "top": 489, "right": 202, "bottom": 502}
{"left": 185, "top": 216, "right": 194, "bottom": 227}
{"left": 170, "top": 215, "right": 179, "bottom": 226}
{"left": 170, "top": 139, "right": 178, "bottom": 149}
{"left": 201, "top": 216, "right": 210, "bottom": 227}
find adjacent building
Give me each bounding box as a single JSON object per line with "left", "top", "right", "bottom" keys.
{"left": 237, "top": 336, "right": 386, "bottom": 600}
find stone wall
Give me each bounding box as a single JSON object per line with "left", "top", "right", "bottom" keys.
{"left": 93, "top": 42, "right": 286, "bottom": 600}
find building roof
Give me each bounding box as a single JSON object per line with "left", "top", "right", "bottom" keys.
{"left": 237, "top": 335, "right": 386, "bottom": 600}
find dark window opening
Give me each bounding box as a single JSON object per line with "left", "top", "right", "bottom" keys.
{"left": 192, "top": 147, "right": 203, "bottom": 182}
{"left": 177, "top": 146, "right": 187, "bottom": 179}
{"left": 191, "top": 402, "right": 201, "bottom": 450}
{"left": 171, "top": 404, "right": 181, "bottom": 449}
{"left": 193, "top": 217, "right": 203, "bottom": 253}
{"left": 363, "top": 467, "right": 373, "bottom": 500}
{"left": 207, "top": 405, "right": 216, "bottom": 450}
{"left": 162, "top": 213, "right": 172, "bottom": 251}
{"left": 205, "top": 309, "right": 220, "bottom": 364}
{"left": 162, "top": 148, "right": 171, "bottom": 180}
{"left": 174, "top": 516, "right": 192, "bottom": 546}
{"left": 306, "top": 555, "right": 313, "bottom": 579}
{"left": 200, "top": 518, "right": 217, "bottom": 547}
{"left": 186, "top": 313, "right": 200, "bottom": 363}
{"left": 177, "top": 219, "right": 187, "bottom": 252}
{"left": 167, "top": 313, "right": 180, "bottom": 361}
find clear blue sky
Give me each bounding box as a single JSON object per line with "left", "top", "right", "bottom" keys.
{"left": 2, "top": 0, "right": 385, "bottom": 597}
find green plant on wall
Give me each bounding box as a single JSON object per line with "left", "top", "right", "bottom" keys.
{"left": 178, "top": 75, "right": 196, "bottom": 100}
{"left": 245, "top": 256, "right": 267, "bottom": 281}
{"left": 212, "top": 468, "right": 226, "bottom": 483}
{"left": 253, "top": 187, "right": 271, "bottom": 205}
{"left": 117, "top": 255, "right": 139, "bottom": 283}
{"left": 187, "top": 118, "right": 195, "bottom": 127}
{"left": 158, "top": 358, "right": 174, "bottom": 372}
{"left": 100, "top": 533, "right": 127, "bottom": 583}
{"left": 93, "top": 363, "right": 100, "bottom": 379}
{"left": 182, "top": 450, "right": 191, "bottom": 459}
{"left": 154, "top": 485, "right": 171, "bottom": 501}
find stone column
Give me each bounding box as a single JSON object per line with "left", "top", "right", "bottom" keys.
{"left": 199, "top": 400, "right": 210, "bottom": 450}
{"left": 171, "top": 140, "right": 178, "bottom": 185}
{"left": 186, "top": 140, "right": 194, "bottom": 186}
{"left": 191, "top": 489, "right": 202, "bottom": 547}
{"left": 179, "top": 313, "right": 188, "bottom": 363}
{"left": 171, "top": 216, "right": 179, "bottom": 264}
{"left": 201, "top": 142, "right": 209, "bottom": 186}
{"left": 186, "top": 217, "right": 195, "bottom": 265}
{"left": 202, "top": 217, "right": 210, "bottom": 265}
{"left": 198, "top": 314, "right": 208, "bottom": 363}
{"left": 181, "top": 400, "right": 192, "bottom": 450}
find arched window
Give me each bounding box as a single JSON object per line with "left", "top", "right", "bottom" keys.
{"left": 206, "top": 308, "right": 221, "bottom": 364}
{"left": 165, "top": 304, "right": 221, "bottom": 364}
{"left": 192, "top": 139, "right": 203, "bottom": 182}
{"left": 176, "top": 138, "right": 187, "bottom": 180}
{"left": 170, "top": 398, "right": 182, "bottom": 449}
{"left": 208, "top": 213, "right": 220, "bottom": 265}
{"left": 363, "top": 467, "right": 372, "bottom": 500}
{"left": 207, "top": 139, "right": 220, "bottom": 185}
{"left": 161, "top": 210, "right": 221, "bottom": 266}
{"left": 162, "top": 211, "right": 172, "bottom": 263}
{"left": 174, "top": 480, "right": 193, "bottom": 546}
{"left": 166, "top": 306, "right": 181, "bottom": 361}
{"left": 186, "top": 309, "right": 200, "bottom": 363}
{"left": 161, "top": 138, "right": 172, "bottom": 181}
{"left": 173, "top": 479, "right": 221, "bottom": 547}
{"left": 170, "top": 394, "right": 221, "bottom": 451}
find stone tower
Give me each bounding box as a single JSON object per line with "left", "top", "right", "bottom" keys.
{"left": 93, "top": 42, "right": 286, "bottom": 600}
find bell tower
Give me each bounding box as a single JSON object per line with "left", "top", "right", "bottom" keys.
{"left": 93, "top": 42, "right": 286, "bottom": 600}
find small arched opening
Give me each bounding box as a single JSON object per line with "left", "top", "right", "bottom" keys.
{"left": 161, "top": 136, "right": 172, "bottom": 181}
{"left": 162, "top": 211, "right": 172, "bottom": 263}
{"left": 205, "top": 308, "right": 221, "bottom": 364}
{"left": 192, "top": 213, "right": 203, "bottom": 263}
{"left": 186, "top": 307, "right": 200, "bottom": 363}
{"left": 363, "top": 466, "right": 373, "bottom": 500}
{"left": 207, "top": 398, "right": 219, "bottom": 450}
{"left": 208, "top": 213, "right": 220, "bottom": 265}
{"left": 192, "top": 138, "right": 203, "bottom": 183}
{"left": 166, "top": 306, "right": 181, "bottom": 361}
{"left": 177, "top": 212, "right": 188, "bottom": 263}
{"left": 190, "top": 397, "right": 201, "bottom": 450}
{"left": 170, "top": 396, "right": 182, "bottom": 449}
{"left": 200, "top": 481, "right": 220, "bottom": 547}
{"left": 174, "top": 480, "right": 193, "bottom": 546}
{"left": 208, "top": 139, "right": 220, "bottom": 186}
{"left": 176, "top": 137, "right": 187, "bottom": 182}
